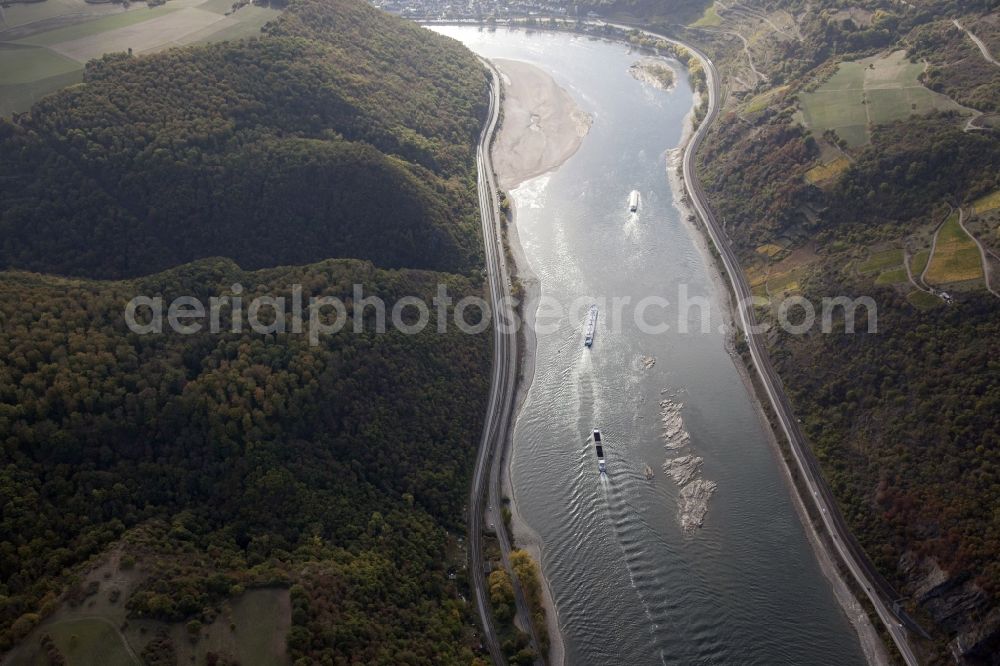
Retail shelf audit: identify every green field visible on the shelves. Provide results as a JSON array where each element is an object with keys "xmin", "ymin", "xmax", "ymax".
[
  {"xmin": 35, "ymin": 619, "xmax": 137, "ymax": 666},
  {"xmin": 0, "ymin": 42, "xmax": 78, "ymax": 84},
  {"xmin": 858, "ymin": 248, "xmax": 903, "ymax": 274},
  {"xmin": 907, "ymin": 289, "xmax": 942, "ymax": 309},
  {"xmin": 798, "ymin": 50, "xmax": 968, "ymax": 147},
  {"xmin": 910, "ymin": 249, "xmax": 931, "ymax": 276},
  {"xmin": 926, "ymin": 212, "xmax": 984, "ymax": 284},
  {"xmin": 875, "ymin": 267, "xmax": 908, "ymax": 284}
]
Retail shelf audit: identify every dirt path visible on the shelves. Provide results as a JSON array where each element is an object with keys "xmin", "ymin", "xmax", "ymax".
[
  {"xmin": 727, "ymin": 29, "xmax": 767, "ymax": 84},
  {"xmin": 686, "ymin": 25, "xmax": 767, "ymax": 87},
  {"xmin": 956, "ymin": 207, "xmax": 1000, "ymax": 297},
  {"xmin": 921, "ymin": 210, "xmax": 948, "ymax": 287},
  {"xmin": 902, "ymin": 248, "xmax": 933, "ymax": 295},
  {"xmin": 954, "ymin": 19, "xmax": 1000, "ymax": 68}
]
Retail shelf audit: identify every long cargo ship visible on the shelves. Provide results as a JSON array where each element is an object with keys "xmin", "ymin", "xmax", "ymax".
[
  {"xmin": 628, "ymin": 190, "xmax": 640, "ymax": 212},
  {"xmin": 584, "ymin": 304, "xmax": 598, "ymax": 347},
  {"xmin": 593, "ymin": 429, "xmax": 606, "ymax": 474}
]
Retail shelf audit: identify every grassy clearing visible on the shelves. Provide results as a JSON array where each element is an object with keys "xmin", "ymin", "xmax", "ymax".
[
  {"xmin": 0, "ymin": 70, "xmax": 83, "ymax": 116},
  {"xmin": 907, "ymin": 289, "xmax": 942, "ymax": 309},
  {"xmin": 972, "ymin": 190, "xmax": 1000, "ymax": 215},
  {"xmin": 858, "ymin": 248, "xmax": 903, "ymax": 274},
  {"xmin": 910, "ymin": 249, "xmax": 930, "ymax": 276},
  {"xmin": 926, "ymin": 212, "xmax": 984, "ymax": 284},
  {"xmin": 755, "ymin": 243, "xmax": 783, "ymax": 257},
  {"xmin": 744, "ymin": 85, "xmax": 789, "ymax": 114},
  {"xmin": 767, "ymin": 267, "xmax": 803, "ymax": 294},
  {"xmin": 798, "ymin": 50, "xmax": 968, "ymax": 147},
  {"xmin": 44, "ymin": 618, "xmax": 137, "ymax": 666},
  {"xmin": 805, "ymin": 156, "xmax": 851, "ymax": 184},
  {"xmin": 0, "ymin": 43, "xmax": 79, "ymax": 85},
  {"xmin": 691, "ymin": 4, "xmax": 721, "ymax": 28},
  {"xmin": 173, "ymin": 588, "xmax": 290, "ymax": 666},
  {"xmin": 875, "ymin": 267, "xmax": 908, "ymax": 284}
]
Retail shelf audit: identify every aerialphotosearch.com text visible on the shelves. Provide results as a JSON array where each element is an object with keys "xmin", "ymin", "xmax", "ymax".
[{"xmin": 124, "ymin": 283, "xmax": 878, "ymax": 345}]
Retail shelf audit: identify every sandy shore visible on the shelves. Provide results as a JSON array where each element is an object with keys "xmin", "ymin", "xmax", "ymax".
[{"xmin": 491, "ymin": 59, "xmax": 592, "ymax": 191}]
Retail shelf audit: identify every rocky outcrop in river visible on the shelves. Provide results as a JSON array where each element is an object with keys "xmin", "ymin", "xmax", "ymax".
[{"xmin": 659, "ymin": 396, "xmax": 716, "ymax": 532}]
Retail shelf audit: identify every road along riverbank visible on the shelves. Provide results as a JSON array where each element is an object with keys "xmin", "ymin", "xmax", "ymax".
[{"xmin": 493, "ymin": 58, "xmax": 592, "ymax": 666}]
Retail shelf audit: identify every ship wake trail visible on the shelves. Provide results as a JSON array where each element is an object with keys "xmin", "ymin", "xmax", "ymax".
[{"xmin": 603, "ymin": 471, "xmax": 663, "ymax": 658}]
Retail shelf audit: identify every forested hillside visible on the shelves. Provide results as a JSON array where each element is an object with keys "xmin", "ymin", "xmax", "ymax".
[
  {"xmin": 0, "ymin": 260, "xmax": 491, "ymax": 662},
  {"xmin": 0, "ymin": 0, "xmax": 488, "ymax": 279},
  {"xmin": 675, "ymin": 0, "xmax": 1000, "ymax": 660},
  {"xmin": 0, "ymin": 0, "xmax": 493, "ymax": 662}
]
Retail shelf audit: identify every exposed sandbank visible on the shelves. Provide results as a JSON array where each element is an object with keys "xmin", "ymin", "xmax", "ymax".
[{"xmin": 491, "ymin": 59, "xmax": 591, "ymax": 191}]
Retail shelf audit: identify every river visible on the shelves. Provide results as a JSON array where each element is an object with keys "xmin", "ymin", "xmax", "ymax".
[{"xmin": 434, "ymin": 25, "xmax": 868, "ymax": 665}]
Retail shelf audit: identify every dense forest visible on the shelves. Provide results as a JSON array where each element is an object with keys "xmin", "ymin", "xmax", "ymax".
[
  {"xmin": 0, "ymin": 0, "xmax": 495, "ymax": 662},
  {"xmin": 688, "ymin": 0, "xmax": 1000, "ymax": 659},
  {"xmin": 0, "ymin": 0, "xmax": 488, "ymax": 278},
  {"xmin": 0, "ymin": 260, "xmax": 491, "ymax": 661}
]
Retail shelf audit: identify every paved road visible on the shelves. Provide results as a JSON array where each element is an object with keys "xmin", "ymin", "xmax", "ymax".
[
  {"xmin": 954, "ymin": 19, "xmax": 1000, "ymax": 68},
  {"xmin": 469, "ymin": 60, "xmax": 544, "ymax": 665},
  {"xmin": 666, "ymin": 33, "xmax": 923, "ymax": 666}
]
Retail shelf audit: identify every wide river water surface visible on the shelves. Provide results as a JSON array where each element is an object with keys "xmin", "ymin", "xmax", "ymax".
[{"xmin": 435, "ymin": 26, "xmax": 868, "ymax": 666}]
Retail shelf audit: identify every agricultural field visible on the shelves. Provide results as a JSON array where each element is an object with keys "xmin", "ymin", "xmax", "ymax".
[
  {"xmin": 925, "ymin": 211, "xmax": 984, "ymax": 285},
  {"xmin": 797, "ymin": 50, "xmax": 971, "ymax": 147},
  {"xmin": 910, "ymin": 249, "xmax": 931, "ymax": 276},
  {"xmin": 0, "ymin": 0, "xmax": 132, "ymax": 29},
  {"xmin": 875, "ymin": 267, "xmax": 908, "ymax": 285},
  {"xmin": 0, "ymin": 0, "xmax": 282, "ymax": 116}
]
